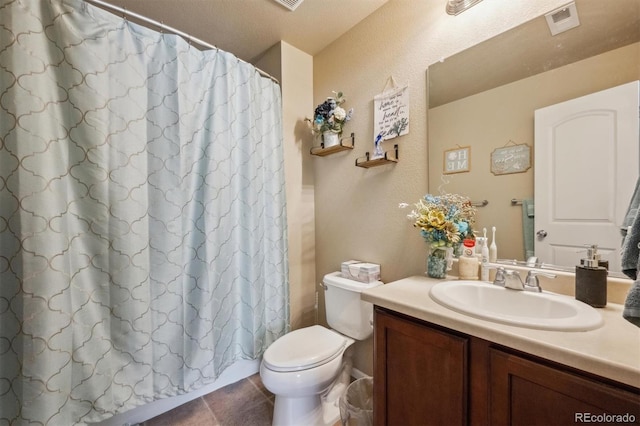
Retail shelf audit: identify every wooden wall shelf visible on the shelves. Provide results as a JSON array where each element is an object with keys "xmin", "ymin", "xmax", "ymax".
[
  {"xmin": 355, "ymin": 144, "xmax": 399, "ymax": 168},
  {"xmin": 310, "ymin": 133, "xmax": 355, "ymax": 156}
]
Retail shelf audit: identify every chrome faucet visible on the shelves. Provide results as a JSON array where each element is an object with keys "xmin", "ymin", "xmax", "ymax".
[
  {"xmin": 492, "ymin": 267, "xmax": 556, "ymax": 292},
  {"xmin": 504, "ymin": 269, "xmax": 526, "ymax": 291}
]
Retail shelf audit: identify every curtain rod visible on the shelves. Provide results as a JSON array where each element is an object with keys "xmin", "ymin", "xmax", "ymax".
[{"xmin": 83, "ymin": 0, "xmax": 280, "ymax": 85}]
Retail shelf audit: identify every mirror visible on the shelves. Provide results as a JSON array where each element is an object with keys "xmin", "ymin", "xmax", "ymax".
[{"xmin": 427, "ymin": 0, "xmax": 640, "ymax": 274}]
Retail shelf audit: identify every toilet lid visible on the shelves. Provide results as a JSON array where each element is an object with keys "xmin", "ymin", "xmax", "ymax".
[{"xmin": 263, "ymin": 325, "xmax": 347, "ymax": 372}]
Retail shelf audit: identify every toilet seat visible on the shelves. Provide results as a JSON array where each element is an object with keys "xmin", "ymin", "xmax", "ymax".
[{"xmin": 262, "ymin": 325, "xmax": 347, "ymax": 372}]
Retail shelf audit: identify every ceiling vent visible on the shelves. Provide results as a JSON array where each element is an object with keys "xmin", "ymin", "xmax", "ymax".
[
  {"xmin": 446, "ymin": 0, "xmax": 483, "ymax": 15},
  {"xmin": 545, "ymin": 2, "xmax": 580, "ymax": 36},
  {"xmin": 272, "ymin": 0, "xmax": 305, "ymax": 11}
]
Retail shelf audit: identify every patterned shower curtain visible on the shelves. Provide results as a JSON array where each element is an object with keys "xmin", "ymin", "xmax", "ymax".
[{"xmin": 0, "ymin": 0, "xmax": 289, "ymax": 424}]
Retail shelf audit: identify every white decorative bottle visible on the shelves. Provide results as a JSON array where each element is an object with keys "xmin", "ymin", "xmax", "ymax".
[{"xmin": 458, "ymin": 239, "xmax": 479, "ymax": 280}]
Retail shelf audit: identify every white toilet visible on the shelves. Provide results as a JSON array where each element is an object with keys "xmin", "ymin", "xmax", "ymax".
[{"xmin": 260, "ymin": 271, "xmax": 382, "ymax": 426}]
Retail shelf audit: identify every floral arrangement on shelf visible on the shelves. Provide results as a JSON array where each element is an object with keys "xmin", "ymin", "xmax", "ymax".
[
  {"xmin": 400, "ymin": 193, "xmax": 476, "ymax": 249},
  {"xmin": 306, "ymin": 91, "xmax": 354, "ymax": 136}
]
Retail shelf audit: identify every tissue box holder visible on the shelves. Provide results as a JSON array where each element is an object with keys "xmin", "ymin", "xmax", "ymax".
[{"xmin": 341, "ymin": 260, "xmax": 380, "ymax": 283}]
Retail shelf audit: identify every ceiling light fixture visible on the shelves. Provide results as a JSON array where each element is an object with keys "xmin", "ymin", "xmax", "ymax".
[{"xmin": 446, "ymin": 0, "xmax": 483, "ymax": 15}]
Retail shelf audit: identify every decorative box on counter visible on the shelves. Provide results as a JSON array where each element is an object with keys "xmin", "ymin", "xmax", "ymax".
[{"xmin": 341, "ymin": 260, "xmax": 381, "ymax": 283}]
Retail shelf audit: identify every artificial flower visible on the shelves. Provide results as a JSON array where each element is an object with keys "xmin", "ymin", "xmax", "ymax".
[
  {"xmin": 306, "ymin": 91, "xmax": 353, "ymax": 136},
  {"xmin": 400, "ymin": 193, "xmax": 476, "ymax": 248}
]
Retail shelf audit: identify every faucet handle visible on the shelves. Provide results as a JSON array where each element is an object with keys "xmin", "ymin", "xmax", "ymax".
[
  {"xmin": 525, "ymin": 270, "xmax": 556, "ymax": 292},
  {"xmin": 492, "ymin": 266, "xmax": 507, "ymax": 286}
]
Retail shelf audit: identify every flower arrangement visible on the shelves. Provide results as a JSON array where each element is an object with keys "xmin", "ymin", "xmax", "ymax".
[
  {"xmin": 400, "ymin": 193, "xmax": 476, "ymax": 249},
  {"xmin": 307, "ymin": 91, "xmax": 353, "ymax": 136}
]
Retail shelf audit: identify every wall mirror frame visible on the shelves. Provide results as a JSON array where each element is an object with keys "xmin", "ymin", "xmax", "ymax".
[{"xmin": 426, "ymin": 0, "xmax": 640, "ymax": 276}]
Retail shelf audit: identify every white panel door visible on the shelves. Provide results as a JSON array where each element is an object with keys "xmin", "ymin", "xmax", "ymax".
[{"xmin": 534, "ymin": 81, "xmax": 639, "ymax": 272}]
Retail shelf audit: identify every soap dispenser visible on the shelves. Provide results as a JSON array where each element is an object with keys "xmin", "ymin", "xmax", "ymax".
[{"xmin": 575, "ymin": 245, "xmax": 607, "ymax": 307}]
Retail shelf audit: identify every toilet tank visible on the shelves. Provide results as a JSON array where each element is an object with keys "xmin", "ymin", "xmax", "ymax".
[{"xmin": 322, "ymin": 271, "xmax": 383, "ymax": 340}]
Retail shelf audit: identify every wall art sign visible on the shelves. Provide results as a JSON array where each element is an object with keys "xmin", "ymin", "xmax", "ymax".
[
  {"xmin": 443, "ymin": 146, "xmax": 470, "ymax": 174},
  {"xmin": 490, "ymin": 143, "xmax": 531, "ymax": 175},
  {"xmin": 374, "ymin": 78, "xmax": 409, "ymax": 141}
]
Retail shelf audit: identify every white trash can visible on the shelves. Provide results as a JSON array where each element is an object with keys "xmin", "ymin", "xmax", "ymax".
[{"xmin": 339, "ymin": 377, "xmax": 373, "ymax": 426}]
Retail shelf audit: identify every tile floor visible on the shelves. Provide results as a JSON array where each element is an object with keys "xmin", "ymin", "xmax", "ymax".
[{"xmin": 142, "ymin": 373, "xmax": 274, "ymax": 426}]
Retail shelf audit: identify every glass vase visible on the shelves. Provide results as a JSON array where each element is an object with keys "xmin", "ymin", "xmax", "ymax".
[
  {"xmin": 427, "ymin": 246, "xmax": 453, "ymax": 279},
  {"xmin": 453, "ymin": 242, "xmax": 463, "ymax": 258}
]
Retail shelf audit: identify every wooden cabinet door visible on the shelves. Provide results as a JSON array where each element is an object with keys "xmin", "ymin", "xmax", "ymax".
[
  {"xmin": 373, "ymin": 308, "xmax": 469, "ymax": 426},
  {"xmin": 490, "ymin": 348, "xmax": 640, "ymax": 425}
]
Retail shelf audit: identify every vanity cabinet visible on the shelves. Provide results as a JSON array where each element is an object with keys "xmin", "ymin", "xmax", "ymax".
[{"xmin": 373, "ymin": 307, "xmax": 640, "ymax": 426}]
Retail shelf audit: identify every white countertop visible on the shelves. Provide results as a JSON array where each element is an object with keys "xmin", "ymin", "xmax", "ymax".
[{"xmin": 361, "ymin": 275, "xmax": 640, "ymax": 388}]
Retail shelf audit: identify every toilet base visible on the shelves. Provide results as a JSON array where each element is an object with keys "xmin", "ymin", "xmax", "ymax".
[
  {"xmin": 272, "ymin": 394, "xmax": 322, "ymax": 426},
  {"xmin": 272, "ymin": 391, "xmax": 341, "ymax": 426}
]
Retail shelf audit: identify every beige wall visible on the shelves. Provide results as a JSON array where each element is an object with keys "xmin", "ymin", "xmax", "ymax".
[
  {"xmin": 310, "ymin": 0, "xmax": 570, "ymax": 375},
  {"xmin": 255, "ymin": 42, "xmax": 318, "ymax": 331},
  {"xmin": 428, "ymin": 42, "xmax": 640, "ymax": 261}
]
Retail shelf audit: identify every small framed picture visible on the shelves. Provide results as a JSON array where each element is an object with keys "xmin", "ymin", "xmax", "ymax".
[
  {"xmin": 490, "ymin": 144, "xmax": 531, "ymax": 175},
  {"xmin": 443, "ymin": 146, "xmax": 470, "ymax": 174}
]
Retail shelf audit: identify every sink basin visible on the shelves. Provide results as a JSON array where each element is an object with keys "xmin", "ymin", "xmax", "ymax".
[{"xmin": 429, "ymin": 280, "xmax": 603, "ymax": 331}]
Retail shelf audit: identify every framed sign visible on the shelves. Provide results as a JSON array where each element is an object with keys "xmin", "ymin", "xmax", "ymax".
[
  {"xmin": 443, "ymin": 146, "xmax": 470, "ymax": 174},
  {"xmin": 374, "ymin": 81, "xmax": 410, "ymax": 141},
  {"xmin": 491, "ymin": 143, "xmax": 531, "ymax": 175}
]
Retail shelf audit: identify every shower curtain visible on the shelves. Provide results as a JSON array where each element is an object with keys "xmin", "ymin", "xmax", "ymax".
[{"xmin": 0, "ymin": 0, "xmax": 289, "ymax": 424}]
